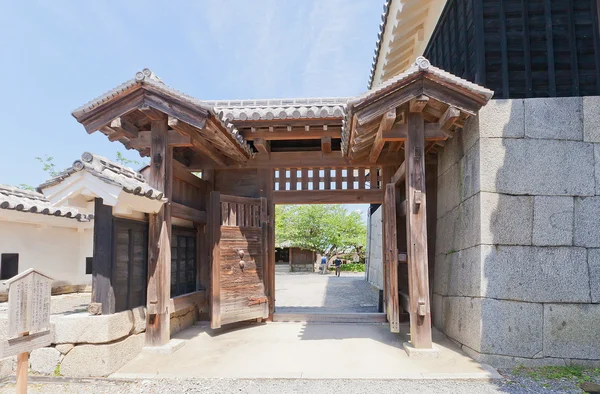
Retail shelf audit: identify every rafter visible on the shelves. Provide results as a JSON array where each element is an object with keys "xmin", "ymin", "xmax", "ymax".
[
  {"xmin": 254, "ymin": 138, "xmax": 271, "ymax": 157},
  {"xmin": 321, "ymin": 136, "xmax": 332, "ymax": 153},
  {"xmin": 168, "ymin": 117, "xmax": 228, "ymax": 167},
  {"xmin": 369, "ymin": 109, "xmax": 397, "ymax": 164}
]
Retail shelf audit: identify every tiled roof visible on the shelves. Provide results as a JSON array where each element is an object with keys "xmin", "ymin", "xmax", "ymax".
[
  {"xmin": 343, "ymin": 57, "xmax": 494, "ymax": 153},
  {"xmin": 0, "ymin": 185, "xmax": 90, "ymax": 222},
  {"xmin": 207, "ymin": 97, "xmax": 349, "ymax": 122},
  {"xmin": 367, "ymin": 0, "xmax": 393, "ymax": 89},
  {"xmin": 38, "ymin": 152, "xmax": 165, "ymax": 201},
  {"xmin": 71, "ymin": 69, "xmax": 254, "ymax": 158}
]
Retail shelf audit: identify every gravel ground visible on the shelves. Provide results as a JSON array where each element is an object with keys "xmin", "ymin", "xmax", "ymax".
[{"xmin": 0, "ymin": 376, "xmax": 597, "ymax": 394}]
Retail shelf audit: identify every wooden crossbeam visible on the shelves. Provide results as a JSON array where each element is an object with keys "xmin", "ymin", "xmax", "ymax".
[
  {"xmin": 391, "ymin": 161, "xmax": 406, "ymax": 185},
  {"xmin": 438, "ymin": 106, "xmax": 460, "ymax": 136},
  {"xmin": 129, "ymin": 130, "xmax": 192, "ymax": 149},
  {"xmin": 383, "ymin": 123, "xmax": 447, "ymax": 141},
  {"xmin": 168, "ymin": 117, "xmax": 228, "ymax": 167},
  {"xmin": 409, "ymin": 95, "xmax": 429, "ymax": 113},
  {"xmin": 369, "ymin": 109, "xmax": 397, "ymax": 164},
  {"xmin": 254, "ymin": 138, "xmax": 271, "ymax": 157},
  {"xmin": 172, "ymin": 202, "xmax": 206, "ymax": 224},
  {"xmin": 110, "ymin": 117, "xmax": 139, "ymax": 139},
  {"xmin": 241, "ymin": 128, "xmax": 341, "ymax": 140},
  {"xmin": 273, "ymin": 189, "xmax": 383, "ymax": 204},
  {"xmin": 139, "ymin": 105, "xmax": 166, "ymax": 121},
  {"xmin": 321, "ymin": 136, "xmax": 332, "ymax": 153}
]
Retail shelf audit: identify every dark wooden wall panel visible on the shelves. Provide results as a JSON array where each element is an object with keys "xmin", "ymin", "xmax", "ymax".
[
  {"xmin": 424, "ymin": 0, "xmax": 600, "ymax": 98},
  {"xmin": 214, "ymin": 169, "xmax": 259, "ymax": 198}
]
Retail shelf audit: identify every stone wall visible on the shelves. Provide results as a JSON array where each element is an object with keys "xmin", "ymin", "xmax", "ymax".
[
  {"xmin": 434, "ymin": 97, "xmax": 600, "ymax": 368},
  {"xmin": 366, "ymin": 206, "xmax": 384, "ymax": 289}
]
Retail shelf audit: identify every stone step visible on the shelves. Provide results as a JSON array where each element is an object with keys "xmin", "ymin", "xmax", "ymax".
[
  {"xmin": 275, "ymin": 265, "xmax": 289, "ymax": 273},
  {"xmin": 272, "ymin": 312, "xmax": 387, "ymax": 323}
]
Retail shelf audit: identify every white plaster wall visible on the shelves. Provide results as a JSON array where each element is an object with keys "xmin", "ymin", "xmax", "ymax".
[
  {"xmin": 366, "ymin": 206, "xmax": 384, "ymax": 290},
  {"xmin": 0, "ymin": 220, "xmax": 93, "ymax": 292}
]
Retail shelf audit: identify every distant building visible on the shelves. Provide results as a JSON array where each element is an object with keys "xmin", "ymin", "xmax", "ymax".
[{"xmin": 275, "ymin": 245, "xmax": 316, "ymax": 273}]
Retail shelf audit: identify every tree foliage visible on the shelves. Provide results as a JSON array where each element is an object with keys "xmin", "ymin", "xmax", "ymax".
[{"xmin": 275, "ymin": 205, "xmax": 367, "ymax": 260}]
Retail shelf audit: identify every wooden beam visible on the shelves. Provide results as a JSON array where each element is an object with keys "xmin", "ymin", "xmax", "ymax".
[
  {"xmin": 254, "ymin": 138, "xmax": 271, "ymax": 157},
  {"xmin": 273, "ymin": 189, "xmax": 383, "ymax": 204},
  {"xmin": 409, "ymin": 95, "xmax": 429, "ymax": 112},
  {"xmin": 139, "ymin": 105, "xmax": 166, "ymax": 121},
  {"xmin": 110, "ymin": 117, "xmax": 139, "ymax": 139},
  {"xmin": 172, "ymin": 160, "xmax": 206, "ymax": 190},
  {"xmin": 391, "ymin": 161, "xmax": 406, "ymax": 185},
  {"xmin": 92, "ymin": 198, "xmax": 115, "ymax": 315},
  {"xmin": 405, "ymin": 112, "xmax": 433, "ymax": 349},
  {"xmin": 129, "ymin": 130, "xmax": 192, "ymax": 149},
  {"xmin": 203, "ymin": 151, "xmax": 404, "ymax": 170},
  {"xmin": 438, "ymin": 106, "xmax": 460, "ymax": 133},
  {"xmin": 242, "ymin": 128, "xmax": 341, "ymax": 140},
  {"xmin": 382, "ymin": 123, "xmax": 447, "ymax": 141},
  {"xmin": 79, "ymin": 89, "xmax": 144, "ymax": 133},
  {"xmin": 172, "ymin": 202, "xmax": 206, "ymax": 224},
  {"xmin": 354, "ymin": 80, "xmax": 422, "ymax": 125},
  {"xmin": 145, "ymin": 118, "xmax": 172, "ymax": 347},
  {"xmin": 321, "ymin": 136, "xmax": 332, "ymax": 153},
  {"xmin": 143, "ymin": 92, "xmax": 208, "ymax": 131},
  {"xmin": 369, "ymin": 109, "xmax": 397, "ymax": 164},
  {"xmin": 168, "ymin": 117, "xmax": 228, "ymax": 167}
]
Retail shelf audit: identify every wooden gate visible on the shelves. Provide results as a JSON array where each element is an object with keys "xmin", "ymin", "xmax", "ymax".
[{"xmin": 209, "ymin": 192, "xmax": 269, "ymax": 329}]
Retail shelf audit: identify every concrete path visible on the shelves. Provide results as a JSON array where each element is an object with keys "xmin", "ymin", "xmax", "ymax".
[
  {"xmin": 275, "ymin": 272, "xmax": 380, "ymax": 313},
  {"xmin": 112, "ymin": 322, "xmax": 500, "ymax": 380}
]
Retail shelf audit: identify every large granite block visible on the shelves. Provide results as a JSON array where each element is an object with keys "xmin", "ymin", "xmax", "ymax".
[
  {"xmin": 480, "ymin": 138, "xmax": 595, "ymax": 196},
  {"xmin": 588, "ymin": 249, "xmax": 600, "ymax": 303},
  {"xmin": 60, "ymin": 333, "xmax": 144, "ymax": 377},
  {"xmin": 461, "ymin": 347, "xmax": 567, "ymax": 368},
  {"xmin": 443, "ymin": 296, "xmax": 482, "ymax": 352},
  {"xmin": 480, "ymin": 299, "xmax": 543, "ymax": 358},
  {"xmin": 574, "ymin": 197, "xmax": 600, "ymax": 247},
  {"xmin": 435, "ymin": 194, "xmax": 480, "ymax": 256},
  {"xmin": 431, "ymin": 293, "xmax": 444, "ymax": 332},
  {"xmin": 459, "ymin": 142, "xmax": 481, "ymax": 202},
  {"xmin": 479, "ymin": 99, "xmax": 525, "ymax": 138},
  {"xmin": 30, "ymin": 347, "xmax": 62, "ymax": 375},
  {"xmin": 583, "ymin": 96, "xmax": 600, "ymax": 142},
  {"xmin": 438, "ymin": 116, "xmax": 480, "ymax": 176},
  {"xmin": 433, "ymin": 253, "xmax": 449, "ymax": 296},
  {"xmin": 543, "ymin": 304, "xmax": 600, "ymax": 359},
  {"xmin": 596, "ymin": 144, "xmax": 600, "ymax": 195},
  {"xmin": 52, "ymin": 310, "xmax": 134, "ymax": 344},
  {"xmin": 533, "ymin": 196, "xmax": 574, "ymax": 246},
  {"xmin": 524, "ymin": 97, "xmax": 583, "ymax": 140},
  {"xmin": 446, "ymin": 245, "xmax": 483, "ymax": 297},
  {"xmin": 481, "ymin": 246, "xmax": 590, "ymax": 303},
  {"xmin": 480, "ymin": 192, "xmax": 533, "ymax": 245},
  {"xmin": 437, "ymin": 162, "xmax": 460, "ymax": 219}
]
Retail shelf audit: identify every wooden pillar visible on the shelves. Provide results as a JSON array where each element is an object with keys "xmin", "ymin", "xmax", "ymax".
[
  {"xmin": 145, "ymin": 117, "xmax": 172, "ymax": 347},
  {"xmin": 258, "ymin": 168, "xmax": 275, "ymax": 317},
  {"xmin": 380, "ymin": 167, "xmax": 394, "ymax": 307},
  {"xmin": 384, "ymin": 184, "xmax": 400, "ymax": 333},
  {"xmin": 404, "ymin": 112, "xmax": 433, "ymax": 348},
  {"xmin": 92, "ymin": 198, "xmax": 115, "ymax": 315},
  {"xmin": 209, "ymin": 191, "xmax": 221, "ymax": 329}
]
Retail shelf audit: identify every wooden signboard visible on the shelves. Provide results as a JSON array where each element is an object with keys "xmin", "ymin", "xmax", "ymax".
[{"xmin": 3, "ymin": 269, "xmax": 54, "ymax": 393}]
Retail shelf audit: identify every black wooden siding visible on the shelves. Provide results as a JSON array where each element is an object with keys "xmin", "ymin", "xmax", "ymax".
[
  {"xmin": 171, "ymin": 227, "xmax": 197, "ymax": 297},
  {"xmin": 113, "ymin": 218, "xmax": 148, "ymax": 312},
  {"xmin": 424, "ymin": 0, "xmax": 600, "ymax": 98}
]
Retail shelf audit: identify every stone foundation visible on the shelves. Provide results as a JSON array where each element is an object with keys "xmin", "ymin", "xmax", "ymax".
[
  {"xmin": 434, "ymin": 97, "xmax": 600, "ymax": 367},
  {"xmin": 291, "ymin": 263, "xmax": 314, "ymax": 272}
]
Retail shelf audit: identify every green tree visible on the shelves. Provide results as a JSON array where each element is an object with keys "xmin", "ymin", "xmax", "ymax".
[{"xmin": 275, "ymin": 204, "xmax": 367, "ymax": 261}]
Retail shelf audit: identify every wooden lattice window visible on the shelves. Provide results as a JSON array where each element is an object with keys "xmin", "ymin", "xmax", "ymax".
[{"xmin": 171, "ymin": 227, "xmax": 197, "ymax": 297}]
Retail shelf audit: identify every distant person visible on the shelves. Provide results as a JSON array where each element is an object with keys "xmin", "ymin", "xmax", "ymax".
[
  {"xmin": 334, "ymin": 257, "xmax": 343, "ymax": 277},
  {"xmin": 320, "ymin": 255, "xmax": 327, "ymax": 274}
]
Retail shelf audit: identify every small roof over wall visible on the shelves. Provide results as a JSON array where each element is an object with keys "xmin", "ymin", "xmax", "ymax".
[
  {"xmin": 0, "ymin": 184, "xmax": 91, "ymax": 223},
  {"xmin": 38, "ymin": 152, "xmax": 165, "ymax": 214}
]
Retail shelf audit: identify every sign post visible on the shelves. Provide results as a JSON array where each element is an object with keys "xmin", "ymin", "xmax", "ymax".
[{"xmin": 2, "ymin": 269, "xmax": 53, "ymax": 394}]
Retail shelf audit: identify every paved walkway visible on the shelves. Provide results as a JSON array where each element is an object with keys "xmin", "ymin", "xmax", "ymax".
[
  {"xmin": 112, "ymin": 322, "xmax": 499, "ymax": 380},
  {"xmin": 275, "ymin": 272, "xmax": 380, "ymax": 313}
]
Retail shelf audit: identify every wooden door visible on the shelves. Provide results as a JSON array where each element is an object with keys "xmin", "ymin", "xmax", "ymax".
[
  {"xmin": 210, "ymin": 193, "xmax": 269, "ymax": 329},
  {"xmin": 383, "ymin": 184, "xmax": 400, "ymax": 333}
]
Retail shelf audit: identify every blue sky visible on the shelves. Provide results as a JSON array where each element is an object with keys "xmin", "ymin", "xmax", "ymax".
[{"xmin": 0, "ymin": 0, "xmax": 382, "ymax": 218}]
